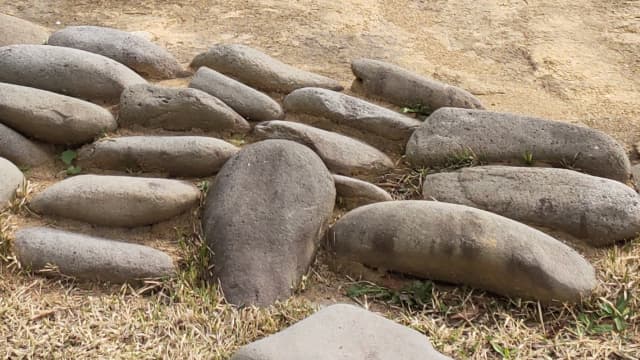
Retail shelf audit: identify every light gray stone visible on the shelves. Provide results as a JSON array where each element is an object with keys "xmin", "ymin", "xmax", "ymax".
[
  {"xmin": 190, "ymin": 44, "xmax": 343, "ymax": 93},
  {"xmin": 0, "ymin": 45, "xmax": 146, "ymax": 103},
  {"xmin": 0, "ymin": 14, "xmax": 49, "ymax": 46},
  {"xmin": 14, "ymin": 227, "xmax": 175, "ymax": 282},
  {"xmin": 253, "ymin": 120, "xmax": 394, "ymax": 176},
  {"xmin": 631, "ymin": 164, "xmax": 640, "ymax": 190},
  {"xmin": 329, "ymin": 201, "xmax": 596, "ymax": 303},
  {"xmin": 0, "ymin": 157, "xmax": 23, "ymax": 210},
  {"xmin": 231, "ymin": 304, "xmax": 452, "ymax": 360},
  {"xmin": 30, "ymin": 175, "xmax": 200, "ymax": 227},
  {"xmin": 48, "ymin": 26, "xmax": 185, "ymax": 80},
  {"xmin": 0, "ymin": 123, "xmax": 51, "ymax": 167},
  {"xmin": 0, "ymin": 83, "xmax": 116, "ymax": 145},
  {"xmin": 189, "ymin": 67, "xmax": 284, "ymax": 122},
  {"xmin": 284, "ymin": 87, "xmax": 421, "ymax": 142},
  {"xmin": 202, "ymin": 140, "xmax": 335, "ymax": 306},
  {"xmin": 118, "ymin": 83, "xmax": 250, "ymax": 134},
  {"xmin": 77, "ymin": 136, "xmax": 239, "ymax": 177},
  {"xmin": 351, "ymin": 58, "xmax": 484, "ymax": 111},
  {"xmin": 406, "ymin": 108, "xmax": 631, "ymax": 182},
  {"xmin": 333, "ymin": 174, "xmax": 392, "ymax": 210}
]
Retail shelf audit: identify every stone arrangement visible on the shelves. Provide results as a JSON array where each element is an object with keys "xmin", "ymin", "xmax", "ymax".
[{"xmin": 1, "ymin": 16, "xmax": 639, "ymax": 359}]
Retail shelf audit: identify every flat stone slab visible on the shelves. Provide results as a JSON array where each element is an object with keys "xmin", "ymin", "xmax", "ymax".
[
  {"xmin": 283, "ymin": 87, "xmax": 422, "ymax": 142},
  {"xmin": 254, "ymin": 120, "xmax": 394, "ymax": 176},
  {"xmin": 78, "ymin": 136, "xmax": 239, "ymax": 177},
  {"xmin": 30, "ymin": 175, "xmax": 200, "ymax": 227},
  {"xmin": 351, "ymin": 58, "xmax": 484, "ymax": 111},
  {"xmin": 333, "ymin": 174, "xmax": 392, "ymax": 210},
  {"xmin": 406, "ymin": 108, "xmax": 631, "ymax": 182},
  {"xmin": 118, "ymin": 83, "xmax": 250, "ymax": 134},
  {"xmin": 330, "ymin": 201, "xmax": 596, "ymax": 303},
  {"xmin": 0, "ymin": 123, "xmax": 51, "ymax": 167},
  {"xmin": 202, "ymin": 140, "xmax": 335, "ymax": 306},
  {"xmin": 0, "ymin": 14, "xmax": 49, "ymax": 46},
  {"xmin": 14, "ymin": 227, "xmax": 175, "ymax": 283},
  {"xmin": 231, "ymin": 304, "xmax": 452, "ymax": 360},
  {"xmin": 0, "ymin": 83, "xmax": 117, "ymax": 145},
  {"xmin": 0, "ymin": 157, "xmax": 23, "ymax": 210},
  {"xmin": 0, "ymin": 45, "xmax": 147, "ymax": 103},
  {"xmin": 190, "ymin": 44, "xmax": 343, "ymax": 93},
  {"xmin": 48, "ymin": 26, "xmax": 185, "ymax": 80},
  {"xmin": 189, "ymin": 66, "xmax": 284, "ymax": 122},
  {"xmin": 423, "ymin": 166, "xmax": 640, "ymax": 246}
]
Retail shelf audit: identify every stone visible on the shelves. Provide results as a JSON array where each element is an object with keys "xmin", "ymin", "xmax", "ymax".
[
  {"xmin": 631, "ymin": 164, "xmax": 640, "ymax": 190},
  {"xmin": 283, "ymin": 87, "xmax": 421, "ymax": 142},
  {"xmin": 29, "ymin": 175, "xmax": 199, "ymax": 227},
  {"xmin": 118, "ymin": 83, "xmax": 250, "ymax": 134},
  {"xmin": 351, "ymin": 58, "xmax": 484, "ymax": 111},
  {"xmin": 406, "ymin": 108, "xmax": 631, "ymax": 182},
  {"xmin": 0, "ymin": 123, "xmax": 51, "ymax": 167},
  {"xmin": 0, "ymin": 14, "xmax": 49, "ymax": 46},
  {"xmin": 202, "ymin": 140, "xmax": 335, "ymax": 306},
  {"xmin": 423, "ymin": 166, "xmax": 640, "ymax": 246},
  {"xmin": 190, "ymin": 44, "xmax": 343, "ymax": 93},
  {"xmin": 253, "ymin": 121, "xmax": 394, "ymax": 176},
  {"xmin": 231, "ymin": 304, "xmax": 452, "ymax": 360},
  {"xmin": 14, "ymin": 227, "xmax": 175, "ymax": 282},
  {"xmin": 0, "ymin": 157, "xmax": 24, "ymax": 210},
  {"xmin": 329, "ymin": 201, "xmax": 596, "ymax": 303},
  {"xmin": 0, "ymin": 83, "xmax": 117, "ymax": 145},
  {"xmin": 0, "ymin": 45, "xmax": 146, "ymax": 103},
  {"xmin": 77, "ymin": 136, "xmax": 239, "ymax": 177},
  {"xmin": 333, "ymin": 174, "xmax": 392, "ymax": 210},
  {"xmin": 48, "ymin": 26, "xmax": 185, "ymax": 80},
  {"xmin": 189, "ymin": 67, "xmax": 284, "ymax": 122}
]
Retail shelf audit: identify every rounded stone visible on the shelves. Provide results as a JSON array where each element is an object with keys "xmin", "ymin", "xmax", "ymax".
[
  {"xmin": 0, "ymin": 123, "xmax": 51, "ymax": 167},
  {"xmin": 0, "ymin": 14, "xmax": 49, "ymax": 46},
  {"xmin": 333, "ymin": 174, "xmax": 392, "ymax": 210},
  {"xmin": 0, "ymin": 157, "xmax": 24, "ymax": 210}
]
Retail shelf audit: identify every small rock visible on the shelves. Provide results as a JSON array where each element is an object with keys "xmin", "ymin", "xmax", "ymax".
[
  {"xmin": 284, "ymin": 87, "xmax": 421, "ymax": 142},
  {"xmin": 333, "ymin": 174, "xmax": 392, "ymax": 210},
  {"xmin": 118, "ymin": 83, "xmax": 250, "ymax": 134},
  {"xmin": 0, "ymin": 45, "xmax": 146, "ymax": 103},
  {"xmin": 0, "ymin": 123, "xmax": 51, "ymax": 167},
  {"xmin": 48, "ymin": 26, "xmax": 185, "ymax": 80},
  {"xmin": 406, "ymin": 108, "xmax": 631, "ymax": 182},
  {"xmin": 330, "ymin": 201, "xmax": 596, "ymax": 303},
  {"xmin": 202, "ymin": 140, "xmax": 335, "ymax": 306},
  {"xmin": 253, "ymin": 120, "xmax": 394, "ymax": 176},
  {"xmin": 231, "ymin": 304, "xmax": 452, "ymax": 360},
  {"xmin": 14, "ymin": 227, "xmax": 175, "ymax": 282},
  {"xmin": 78, "ymin": 136, "xmax": 239, "ymax": 177},
  {"xmin": 0, "ymin": 157, "xmax": 23, "ymax": 210},
  {"xmin": 190, "ymin": 44, "xmax": 343, "ymax": 93},
  {"xmin": 632, "ymin": 164, "xmax": 640, "ymax": 190},
  {"xmin": 30, "ymin": 175, "xmax": 200, "ymax": 227},
  {"xmin": 0, "ymin": 83, "xmax": 117, "ymax": 145},
  {"xmin": 0, "ymin": 13, "xmax": 49, "ymax": 46},
  {"xmin": 351, "ymin": 58, "xmax": 484, "ymax": 111},
  {"xmin": 189, "ymin": 66, "xmax": 284, "ymax": 122}
]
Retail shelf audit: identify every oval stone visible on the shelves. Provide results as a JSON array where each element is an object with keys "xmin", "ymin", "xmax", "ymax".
[
  {"xmin": 0, "ymin": 157, "xmax": 23, "ymax": 210},
  {"xmin": 333, "ymin": 174, "xmax": 392, "ymax": 210},
  {"xmin": 0, "ymin": 123, "xmax": 51, "ymax": 167},
  {"xmin": 0, "ymin": 14, "xmax": 49, "ymax": 46}
]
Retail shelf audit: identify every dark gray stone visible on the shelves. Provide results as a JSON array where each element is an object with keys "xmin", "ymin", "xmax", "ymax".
[
  {"xmin": 0, "ymin": 123, "xmax": 51, "ymax": 167},
  {"xmin": 0, "ymin": 14, "xmax": 49, "ymax": 46},
  {"xmin": 333, "ymin": 174, "xmax": 392, "ymax": 210},
  {"xmin": 0, "ymin": 157, "xmax": 23, "ymax": 210}
]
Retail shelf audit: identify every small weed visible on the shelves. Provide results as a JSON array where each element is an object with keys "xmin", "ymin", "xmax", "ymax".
[
  {"xmin": 576, "ymin": 292, "xmax": 633, "ymax": 335},
  {"xmin": 560, "ymin": 152, "xmax": 582, "ymax": 170},
  {"xmin": 443, "ymin": 148, "xmax": 479, "ymax": 170},
  {"xmin": 522, "ymin": 150, "xmax": 534, "ymax": 166},
  {"xmin": 489, "ymin": 338, "xmax": 515, "ymax": 359},
  {"xmin": 402, "ymin": 104, "xmax": 432, "ymax": 119},
  {"xmin": 60, "ymin": 150, "xmax": 82, "ymax": 176},
  {"xmin": 346, "ymin": 280, "xmax": 433, "ymax": 308},
  {"xmin": 197, "ymin": 180, "xmax": 210, "ymax": 194}
]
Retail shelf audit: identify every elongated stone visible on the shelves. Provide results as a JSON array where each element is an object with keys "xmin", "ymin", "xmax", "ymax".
[
  {"xmin": 0, "ymin": 14, "xmax": 49, "ymax": 46},
  {"xmin": 0, "ymin": 157, "xmax": 23, "ymax": 210},
  {"xmin": 333, "ymin": 174, "xmax": 392, "ymax": 210},
  {"xmin": 0, "ymin": 123, "xmax": 51, "ymax": 167},
  {"xmin": 330, "ymin": 201, "xmax": 596, "ymax": 303},
  {"xmin": 190, "ymin": 44, "xmax": 343, "ymax": 93},
  {"xmin": 406, "ymin": 108, "xmax": 631, "ymax": 182}
]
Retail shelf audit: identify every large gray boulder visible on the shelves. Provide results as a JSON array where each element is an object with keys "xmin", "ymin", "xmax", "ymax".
[
  {"xmin": 0, "ymin": 45, "xmax": 146, "ymax": 103},
  {"xmin": 351, "ymin": 59, "xmax": 484, "ymax": 111},
  {"xmin": 0, "ymin": 14, "xmax": 49, "ymax": 46},
  {"xmin": 329, "ymin": 201, "xmax": 596, "ymax": 303},
  {"xmin": 284, "ymin": 87, "xmax": 421, "ymax": 142},
  {"xmin": 30, "ymin": 175, "xmax": 200, "ymax": 227},
  {"xmin": 190, "ymin": 44, "xmax": 343, "ymax": 93},
  {"xmin": 77, "ymin": 136, "xmax": 239, "ymax": 177},
  {"xmin": 118, "ymin": 83, "xmax": 250, "ymax": 134},
  {"xmin": 189, "ymin": 67, "xmax": 284, "ymax": 122},
  {"xmin": 231, "ymin": 304, "xmax": 452, "ymax": 360},
  {"xmin": 48, "ymin": 26, "xmax": 185, "ymax": 80},
  {"xmin": 406, "ymin": 108, "xmax": 631, "ymax": 182},
  {"xmin": 202, "ymin": 140, "xmax": 335, "ymax": 306},
  {"xmin": 423, "ymin": 166, "xmax": 640, "ymax": 246},
  {"xmin": 0, "ymin": 157, "xmax": 23, "ymax": 210},
  {"xmin": 0, "ymin": 83, "xmax": 117, "ymax": 145},
  {"xmin": 14, "ymin": 227, "xmax": 175, "ymax": 282},
  {"xmin": 333, "ymin": 174, "xmax": 392, "ymax": 210},
  {"xmin": 0, "ymin": 123, "xmax": 51, "ymax": 167},
  {"xmin": 253, "ymin": 121, "xmax": 394, "ymax": 176}
]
